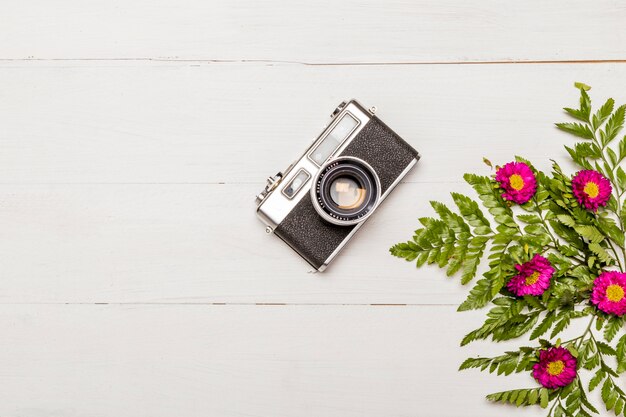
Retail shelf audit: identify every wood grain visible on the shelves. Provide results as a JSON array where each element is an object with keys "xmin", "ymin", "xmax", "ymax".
[
  {"xmin": 1, "ymin": 0, "xmax": 625, "ymax": 63},
  {"xmin": 1, "ymin": 2, "xmax": 624, "ymax": 415},
  {"xmin": 0, "ymin": 304, "xmax": 551, "ymax": 417},
  {"xmin": 1, "ymin": 61, "xmax": 625, "ymax": 185},
  {"xmin": 0, "ymin": 182, "xmax": 470, "ymax": 304},
  {"xmin": 0, "ymin": 64, "xmax": 625, "ymax": 302}
]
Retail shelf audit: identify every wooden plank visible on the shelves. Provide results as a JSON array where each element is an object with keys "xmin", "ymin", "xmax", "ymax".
[
  {"xmin": 0, "ymin": 182, "xmax": 480, "ymax": 304},
  {"xmin": 1, "ymin": 61, "xmax": 625, "ymax": 184},
  {"xmin": 1, "ymin": 0, "xmax": 625, "ymax": 63},
  {"xmin": 0, "ymin": 304, "xmax": 550, "ymax": 416}
]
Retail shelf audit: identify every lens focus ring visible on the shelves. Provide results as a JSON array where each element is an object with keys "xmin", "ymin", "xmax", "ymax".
[{"xmin": 311, "ymin": 156, "xmax": 381, "ymax": 226}]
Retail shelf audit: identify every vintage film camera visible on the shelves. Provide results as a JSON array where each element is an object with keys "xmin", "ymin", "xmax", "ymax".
[{"xmin": 256, "ymin": 100, "xmax": 419, "ymax": 271}]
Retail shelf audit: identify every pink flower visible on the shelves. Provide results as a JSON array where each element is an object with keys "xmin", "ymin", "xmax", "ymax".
[
  {"xmin": 506, "ymin": 254, "xmax": 555, "ymax": 296},
  {"xmin": 532, "ymin": 347, "xmax": 577, "ymax": 389},
  {"xmin": 571, "ymin": 170, "xmax": 612, "ymax": 212},
  {"xmin": 495, "ymin": 162, "xmax": 537, "ymax": 204},
  {"xmin": 591, "ymin": 271, "xmax": 626, "ymax": 316}
]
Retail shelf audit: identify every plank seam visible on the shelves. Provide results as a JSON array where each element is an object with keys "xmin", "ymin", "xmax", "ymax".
[
  {"xmin": 0, "ymin": 181, "xmax": 463, "ymax": 185},
  {"xmin": 0, "ymin": 302, "xmax": 459, "ymax": 306},
  {"xmin": 1, "ymin": 58, "xmax": 626, "ymax": 66}
]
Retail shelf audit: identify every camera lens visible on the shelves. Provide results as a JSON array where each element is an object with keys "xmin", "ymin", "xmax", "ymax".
[
  {"xmin": 311, "ymin": 156, "xmax": 381, "ymax": 226},
  {"xmin": 329, "ymin": 176, "xmax": 366, "ymax": 209}
]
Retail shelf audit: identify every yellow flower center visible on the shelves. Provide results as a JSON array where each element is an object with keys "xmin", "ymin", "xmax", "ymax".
[
  {"xmin": 509, "ymin": 174, "xmax": 525, "ymax": 191},
  {"xmin": 583, "ymin": 182, "xmax": 600, "ymax": 198},
  {"xmin": 525, "ymin": 271, "xmax": 541, "ymax": 286},
  {"xmin": 546, "ymin": 360, "xmax": 565, "ymax": 376},
  {"xmin": 606, "ymin": 284, "xmax": 625, "ymax": 302}
]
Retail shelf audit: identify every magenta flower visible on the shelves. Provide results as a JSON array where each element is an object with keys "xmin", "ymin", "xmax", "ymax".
[
  {"xmin": 591, "ymin": 271, "xmax": 626, "ymax": 316},
  {"xmin": 532, "ymin": 347, "xmax": 577, "ymax": 389},
  {"xmin": 506, "ymin": 254, "xmax": 555, "ymax": 296},
  {"xmin": 495, "ymin": 162, "xmax": 537, "ymax": 204},
  {"xmin": 571, "ymin": 170, "xmax": 612, "ymax": 212}
]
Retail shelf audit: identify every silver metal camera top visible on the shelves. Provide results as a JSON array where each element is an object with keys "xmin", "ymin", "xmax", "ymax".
[
  {"xmin": 255, "ymin": 171, "xmax": 285, "ymax": 204},
  {"xmin": 331, "ymin": 101, "xmax": 347, "ymax": 118},
  {"xmin": 255, "ymin": 102, "xmax": 353, "ymax": 206},
  {"xmin": 255, "ymin": 100, "xmax": 373, "ymax": 229}
]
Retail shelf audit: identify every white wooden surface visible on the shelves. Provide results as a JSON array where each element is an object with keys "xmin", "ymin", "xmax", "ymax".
[{"xmin": 1, "ymin": 2, "xmax": 625, "ymax": 416}]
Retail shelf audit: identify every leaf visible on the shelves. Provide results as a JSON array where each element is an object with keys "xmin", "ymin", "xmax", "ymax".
[
  {"xmin": 556, "ymin": 122, "xmax": 595, "ymax": 139},
  {"xmin": 579, "ymin": 380, "xmax": 600, "ymax": 414},
  {"xmin": 600, "ymin": 104, "xmax": 626, "ymax": 147},
  {"xmin": 599, "ymin": 376, "xmax": 625, "ymax": 413},
  {"xmin": 574, "ymin": 225, "xmax": 605, "ymax": 243},
  {"xmin": 464, "ymin": 173, "xmax": 517, "ymax": 229},
  {"xmin": 524, "ymin": 223, "xmax": 546, "ymax": 236},
  {"xmin": 451, "ymin": 192, "xmax": 491, "ymax": 229},
  {"xmin": 389, "ymin": 242, "xmax": 419, "ymax": 262},
  {"xmin": 597, "ymin": 216, "xmax": 625, "ymax": 248},
  {"xmin": 617, "ymin": 334, "xmax": 626, "ymax": 374},
  {"xmin": 604, "ymin": 316, "xmax": 623, "ymax": 342},
  {"xmin": 601, "ymin": 376, "xmax": 611, "ymax": 399},
  {"xmin": 592, "ymin": 98, "xmax": 615, "ymax": 129},
  {"xmin": 619, "ymin": 136, "xmax": 626, "ymax": 161},
  {"xmin": 575, "ymin": 82, "xmax": 592, "ymax": 91},
  {"xmin": 557, "ymin": 214, "xmax": 576, "ymax": 227},
  {"xmin": 459, "ymin": 350, "xmax": 536, "ymax": 377},
  {"xmin": 460, "ymin": 236, "xmax": 489, "ymax": 285},
  {"xmin": 458, "ymin": 279, "xmax": 494, "ymax": 312},
  {"xmin": 596, "ymin": 340, "xmax": 617, "ymax": 356},
  {"xmin": 461, "ymin": 249, "xmax": 482, "ymax": 284},
  {"xmin": 528, "ymin": 389, "xmax": 539, "ymax": 405},
  {"xmin": 431, "ymin": 201, "xmax": 469, "ymax": 234},
  {"xmin": 579, "ymin": 87, "xmax": 592, "ymax": 119},
  {"xmin": 608, "ymin": 146, "xmax": 619, "ymax": 166},
  {"xmin": 551, "ymin": 311, "xmax": 572, "ymax": 338},
  {"xmin": 530, "ymin": 311, "xmax": 556, "ymax": 340},
  {"xmin": 564, "ymin": 107, "xmax": 588, "ymax": 122},
  {"xmin": 617, "ymin": 166, "xmax": 626, "ymax": 190},
  {"xmin": 517, "ymin": 214, "xmax": 542, "ymax": 224},
  {"xmin": 461, "ymin": 299, "xmax": 530, "ymax": 345},
  {"xmin": 459, "ymin": 357, "xmax": 491, "ymax": 371},
  {"xmin": 589, "ymin": 369, "xmax": 605, "ymax": 392},
  {"xmin": 588, "ymin": 242, "xmax": 613, "ymax": 264},
  {"xmin": 540, "ymin": 387, "xmax": 549, "ymax": 408},
  {"xmin": 486, "ymin": 387, "xmax": 543, "ymax": 407}
]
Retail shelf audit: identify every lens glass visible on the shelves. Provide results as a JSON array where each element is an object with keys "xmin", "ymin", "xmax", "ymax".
[{"xmin": 329, "ymin": 176, "xmax": 366, "ymax": 209}]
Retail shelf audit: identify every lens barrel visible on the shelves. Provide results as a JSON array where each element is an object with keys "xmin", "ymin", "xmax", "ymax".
[{"xmin": 311, "ymin": 156, "xmax": 381, "ymax": 226}]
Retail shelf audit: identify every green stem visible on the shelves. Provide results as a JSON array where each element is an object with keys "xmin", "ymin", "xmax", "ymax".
[
  {"xmin": 547, "ymin": 397, "xmax": 559, "ymax": 417},
  {"xmin": 615, "ymin": 197, "xmax": 626, "ymax": 270},
  {"xmin": 533, "ymin": 197, "xmax": 561, "ymax": 250},
  {"xmin": 530, "ymin": 195, "xmax": 588, "ymax": 265},
  {"xmin": 545, "ymin": 244, "xmax": 586, "ymax": 264},
  {"xmin": 607, "ymin": 238, "xmax": 624, "ymax": 271},
  {"xmin": 589, "ymin": 124, "xmax": 626, "ymax": 270},
  {"xmin": 531, "ymin": 196, "xmax": 590, "ymax": 265},
  {"xmin": 575, "ymin": 316, "xmax": 596, "ymax": 350}
]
